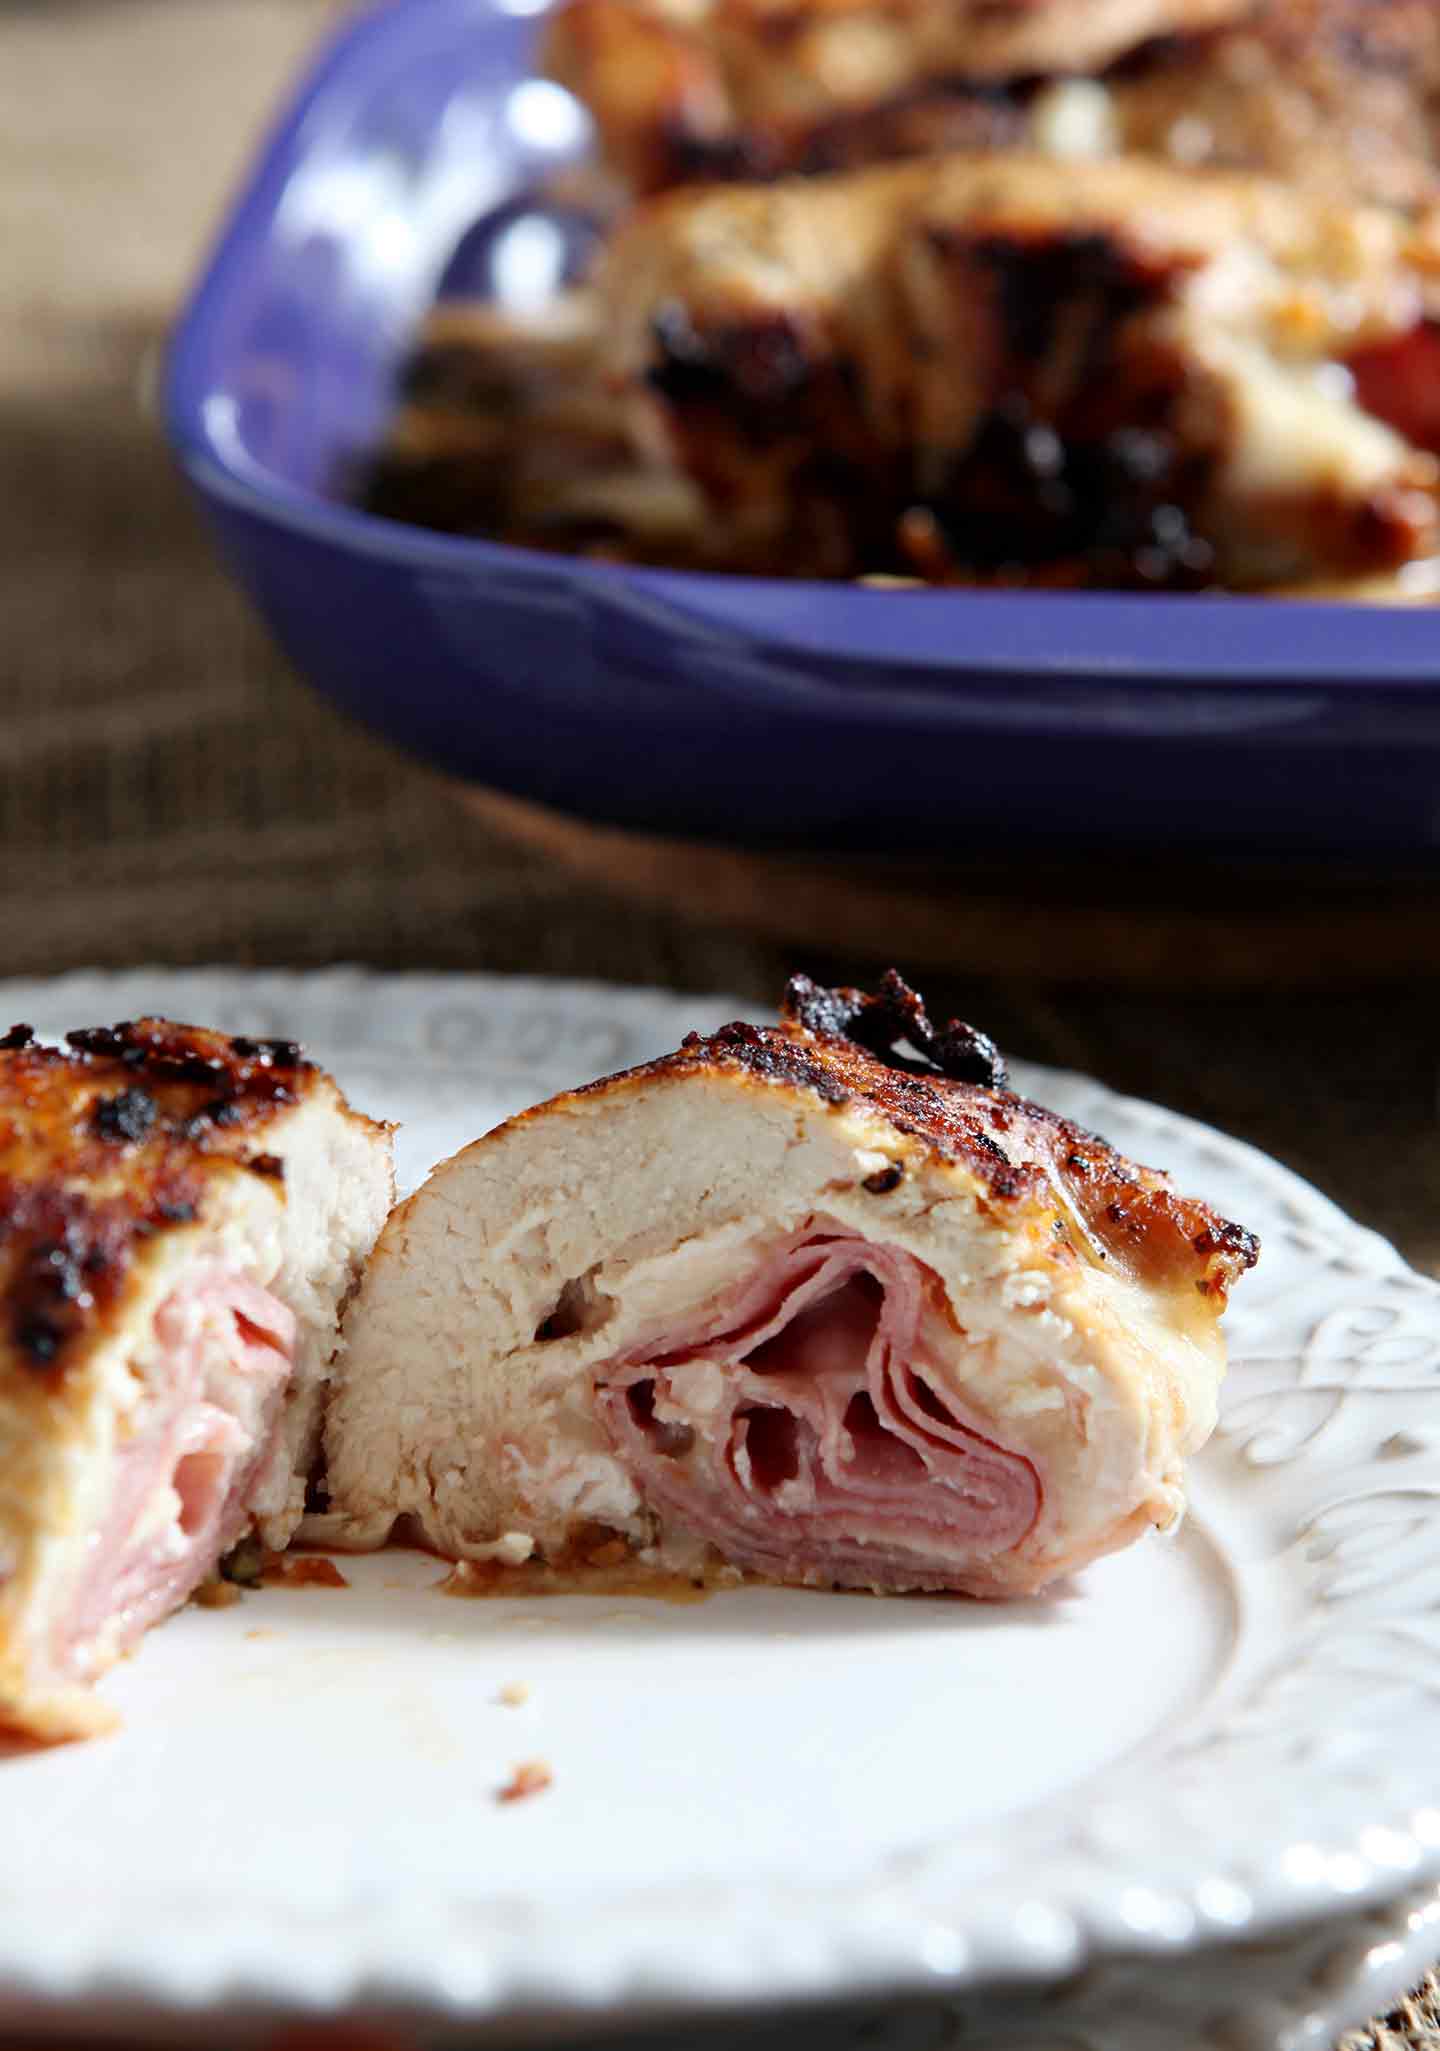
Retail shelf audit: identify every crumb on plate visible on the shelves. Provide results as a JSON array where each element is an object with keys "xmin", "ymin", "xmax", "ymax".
[{"xmin": 497, "ymin": 1758, "xmax": 553, "ymax": 1803}]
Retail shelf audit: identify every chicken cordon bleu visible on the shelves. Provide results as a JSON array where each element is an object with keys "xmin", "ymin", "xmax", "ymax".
[
  {"xmin": 582, "ymin": 153, "xmax": 1440, "ymax": 586},
  {"xmin": 543, "ymin": 0, "xmax": 1440, "ymax": 208},
  {"xmin": 0, "ymin": 1022, "xmax": 391, "ymax": 1739},
  {"xmin": 321, "ymin": 975, "xmax": 1257, "ymax": 1598},
  {"xmin": 363, "ymin": 0, "xmax": 1440, "ymax": 589}
]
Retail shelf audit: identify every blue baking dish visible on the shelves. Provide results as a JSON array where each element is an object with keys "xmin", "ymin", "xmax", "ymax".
[{"xmin": 164, "ymin": 0, "xmax": 1440, "ymax": 855}]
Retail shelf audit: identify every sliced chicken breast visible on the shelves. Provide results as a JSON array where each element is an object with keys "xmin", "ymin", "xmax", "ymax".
[
  {"xmin": 322, "ymin": 974, "xmax": 1256, "ymax": 1599},
  {"xmin": 0, "ymin": 1021, "xmax": 392, "ymax": 1740}
]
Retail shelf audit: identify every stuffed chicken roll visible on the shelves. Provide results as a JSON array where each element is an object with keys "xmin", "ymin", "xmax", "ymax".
[
  {"xmin": 0, "ymin": 1021, "xmax": 392, "ymax": 1739},
  {"xmin": 323, "ymin": 975, "xmax": 1256, "ymax": 1597}
]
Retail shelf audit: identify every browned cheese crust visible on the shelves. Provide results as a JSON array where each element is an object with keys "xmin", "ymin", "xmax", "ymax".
[
  {"xmin": 553, "ymin": 971, "xmax": 1260, "ymax": 1304},
  {"xmin": 0, "ymin": 1021, "xmax": 375, "ymax": 1396}
]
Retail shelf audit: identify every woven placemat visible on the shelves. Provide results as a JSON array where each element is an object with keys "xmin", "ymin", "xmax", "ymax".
[{"xmin": 3, "ymin": 8, "xmax": 1439, "ymax": 2044}]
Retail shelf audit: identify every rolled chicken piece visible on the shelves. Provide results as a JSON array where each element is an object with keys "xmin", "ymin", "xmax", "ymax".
[
  {"xmin": 324, "ymin": 974, "xmax": 1256, "ymax": 1598},
  {"xmin": 0, "ymin": 1021, "xmax": 392, "ymax": 1740},
  {"xmin": 543, "ymin": 0, "xmax": 1440, "ymax": 207},
  {"xmin": 595, "ymin": 153, "xmax": 1440, "ymax": 587},
  {"xmin": 543, "ymin": 0, "xmax": 1256, "ymax": 193}
]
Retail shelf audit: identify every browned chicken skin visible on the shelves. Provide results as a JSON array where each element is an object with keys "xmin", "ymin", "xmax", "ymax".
[
  {"xmin": 0, "ymin": 1023, "xmax": 321, "ymax": 1381},
  {"xmin": 654, "ymin": 973, "xmax": 1257, "ymax": 1303},
  {"xmin": 543, "ymin": 0, "xmax": 1440, "ymax": 204},
  {"xmin": 363, "ymin": 0, "xmax": 1440, "ymax": 593},
  {"xmin": 0, "ymin": 1022, "xmax": 392, "ymax": 1741},
  {"xmin": 590, "ymin": 154, "xmax": 1440, "ymax": 585}
]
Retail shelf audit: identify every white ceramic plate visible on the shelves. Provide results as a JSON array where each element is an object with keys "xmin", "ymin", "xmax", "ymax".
[{"xmin": 2, "ymin": 969, "xmax": 1440, "ymax": 2038}]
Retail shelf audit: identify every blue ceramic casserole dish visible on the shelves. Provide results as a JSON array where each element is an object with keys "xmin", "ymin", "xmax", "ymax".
[{"xmin": 165, "ymin": 0, "xmax": 1440, "ymax": 856}]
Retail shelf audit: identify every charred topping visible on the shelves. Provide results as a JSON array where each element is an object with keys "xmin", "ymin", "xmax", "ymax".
[
  {"xmin": 182, "ymin": 1099, "xmax": 244, "ymax": 1139},
  {"xmin": 932, "ymin": 394, "xmax": 1217, "ymax": 589},
  {"xmin": 962, "ymin": 228, "xmax": 1176, "ymax": 369},
  {"xmin": 649, "ymin": 973, "xmax": 1257, "ymax": 1304},
  {"xmin": 0, "ymin": 1025, "xmax": 35, "ymax": 1051},
  {"xmin": 1, "ymin": 1172, "xmax": 203, "ymax": 1372},
  {"xmin": 917, "ymin": 230, "xmax": 1217, "ymax": 589},
  {"xmin": 229, "ymin": 1037, "xmax": 306, "ymax": 1066},
  {"xmin": 65, "ymin": 1022, "xmax": 309, "ymax": 1090},
  {"xmin": 15, "ymin": 1316, "xmax": 62, "ymax": 1365},
  {"xmin": 92, "ymin": 1088, "xmax": 157, "ymax": 1145},
  {"xmin": 649, "ymin": 304, "xmax": 816, "ymax": 423},
  {"xmin": 862, "ymin": 1163, "xmax": 905, "ymax": 1194},
  {"xmin": 0, "ymin": 1019, "xmax": 312, "ymax": 1375},
  {"xmin": 65, "ymin": 1024, "xmax": 146, "ymax": 1059},
  {"xmin": 1191, "ymin": 1216, "xmax": 1262, "ymax": 1291},
  {"xmin": 784, "ymin": 970, "xmax": 1009, "ymax": 1089},
  {"xmin": 695, "ymin": 1020, "xmax": 854, "ymax": 1105},
  {"xmin": 641, "ymin": 223, "xmax": 1222, "ymax": 585}
]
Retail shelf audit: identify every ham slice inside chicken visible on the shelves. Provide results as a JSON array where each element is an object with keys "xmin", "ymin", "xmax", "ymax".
[
  {"xmin": 594, "ymin": 1230, "xmax": 1041, "ymax": 1590},
  {"xmin": 61, "ymin": 1265, "xmax": 295, "ymax": 1677}
]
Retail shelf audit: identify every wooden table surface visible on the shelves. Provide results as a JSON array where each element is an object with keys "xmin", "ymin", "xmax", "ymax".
[{"xmin": 3, "ymin": 5, "xmax": 1439, "ymax": 2047}]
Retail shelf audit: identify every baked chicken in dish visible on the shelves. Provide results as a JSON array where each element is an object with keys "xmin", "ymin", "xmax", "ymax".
[
  {"xmin": 543, "ymin": 0, "xmax": 1440, "ymax": 206},
  {"xmin": 0, "ymin": 1022, "xmax": 391, "ymax": 1739},
  {"xmin": 582, "ymin": 153, "xmax": 1440, "ymax": 586},
  {"xmin": 363, "ymin": 0, "xmax": 1440, "ymax": 592},
  {"xmin": 321, "ymin": 974, "xmax": 1257, "ymax": 1599}
]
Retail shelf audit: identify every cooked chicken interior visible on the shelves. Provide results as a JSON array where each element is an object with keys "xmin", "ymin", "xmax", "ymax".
[
  {"xmin": 321, "ymin": 974, "xmax": 1256, "ymax": 1598},
  {"xmin": 0, "ymin": 1022, "xmax": 392, "ymax": 1740},
  {"xmin": 543, "ymin": 0, "xmax": 1440, "ymax": 205}
]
